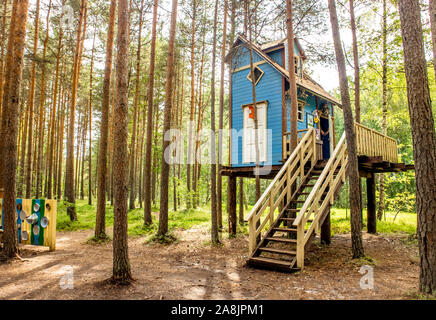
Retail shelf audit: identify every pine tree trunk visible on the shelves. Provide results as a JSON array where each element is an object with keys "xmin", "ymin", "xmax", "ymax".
[
  {"xmin": 25, "ymin": 0, "xmax": 40, "ymax": 198},
  {"xmin": 0, "ymin": 0, "xmax": 8, "ymax": 116},
  {"xmin": 88, "ymin": 30, "xmax": 95, "ymax": 205},
  {"xmin": 18, "ymin": 99, "xmax": 29, "ymax": 197},
  {"xmin": 286, "ymin": 0, "xmax": 298, "ymax": 153},
  {"xmin": 349, "ymin": 0, "xmax": 360, "ymax": 123},
  {"xmin": 398, "ymin": 0, "xmax": 436, "ymax": 295},
  {"xmin": 112, "ymin": 0, "xmax": 132, "ymax": 283},
  {"xmin": 430, "ymin": 0, "xmax": 436, "ymax": 82},
  {"xmin": 65, "ymin": 0, "xmax": 86, "ymax": 221},
  {"xmin": 47, "ymin": 19, "xmax": 62, "ymax": 200},
  {"xmin": 239, "ymin": 177, "xmax": 244, "ymax": 223},
  {"xmin": 143, "ymin": 0, "xmax": 158, "ymax": 225},
  {"xmin": 193, "ymin": 30, "xmax": 206, "ymax": 209},
  {"xmin": 35, "ymin": 0, "xmax": 52, "ymax": 199},
  {"xmin": 328, "ymin": 0, "xmax": 364, "ymax": 259},
  {"xmin": 210, "ymin": 0, "xmax": 219, "ymax": 244},
  {"xmin": 187, "ymin": 0, "xmax": 197, "ymax": 210},
  {"xmin": 247, "ymin": 1, "xmax": 260, "ymax": 203},
  {"xmin": 378, "ymin": 0, "xmax": 388, "ymax": 221},
  {"xmin": 217, "ymin": 0, "xmax": 228, "ymax": 231},
  {"xmin": 95, "ymin": 0, "xmax": 116, "ymax": 239},
  {"xmin": 158, "ymin": 0, "xmax": 178, "ymax": 237},
  {"xmin": 128, "ymin": 0, "xmax": 144, "ymax": 210},
  {"xmin": 1, "ymin": 0, "xmax": 30, "ymax": 258}
]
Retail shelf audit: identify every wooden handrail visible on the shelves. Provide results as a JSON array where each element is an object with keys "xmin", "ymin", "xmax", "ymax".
[
  {"xmin": 293, "ymin": 133, "xmax": 346, "ymax": 227},
  {"xmin": 293, "ymin": 131, "xmax": 348, "ymax": 268},
  {"xmin": 246, "ymin": 129, "xmax": 314, "ymax": 222},
  {"xmin": 246, "ymin": 128, "xmax": 317, "ymax": 255}
]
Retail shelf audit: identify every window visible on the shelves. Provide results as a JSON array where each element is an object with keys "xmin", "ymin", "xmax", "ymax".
[
  {"xmin": 294, "ymin": 56, "xmax": 303, "ymax": 77},
  {"xmin": 297, "ymin": 100, "xmax": 305, "ymax": 122},
  {"xmin": 247, "ymin": 66, "xmax": 264, "ymax": 85}
]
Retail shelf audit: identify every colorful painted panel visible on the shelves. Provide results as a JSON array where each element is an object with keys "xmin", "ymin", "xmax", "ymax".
[{"xmin": 0, "ymin": 199, "xmax": 56, "ymax": 251}]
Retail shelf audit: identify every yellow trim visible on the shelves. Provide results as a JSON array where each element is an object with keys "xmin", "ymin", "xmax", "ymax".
[{"xmin": 232, "ymin": 60, "xmax": 267, "ymax": 73}]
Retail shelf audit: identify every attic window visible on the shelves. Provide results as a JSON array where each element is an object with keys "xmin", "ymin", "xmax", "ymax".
[{"xmin": 247, "ymin": 66, "xmax": 264, "ymax": 85}]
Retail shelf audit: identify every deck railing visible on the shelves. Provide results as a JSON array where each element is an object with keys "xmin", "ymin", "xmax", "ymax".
[
  {"xmin": 246, "ymin": 128, "xmax": 317, "ymax": 255},
  {"xmin": 283, "ymin": 123, "xmax": 398, "ymax": 163},
  {"xmin": 354, "ymin": 122, "xmax": 398, "ymax": 163},
  {"xmin": 283, "ymin": 129, "xmax": 323, "ymax": 162}
]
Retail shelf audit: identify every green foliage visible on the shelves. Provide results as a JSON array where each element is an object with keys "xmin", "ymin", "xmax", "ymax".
[
  {"xmin": 56, "ymin": 199, "xmax": 211, "ymax": 237},
  {"xmin": 330, "ymin": 208, "xmax": 416, "ymax": 236},
  {"xmin": 57, "ymin": 200, "xmax": 114, "ymax": 231}
]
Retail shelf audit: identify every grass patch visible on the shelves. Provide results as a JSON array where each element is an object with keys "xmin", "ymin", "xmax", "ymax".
[
  {"xmin": 405, "ymin": 291, "xmax": 436, "ymax": 300},
  {"xmin": 86, "ymin": 234, "xmax": 112, "ymax": 245},
  {"xmin": 56, "ymin": 200, "xmax": 417, "ymax": 241},
  {"xmin": 56, "ymin": 199, "xmax": 211, "ymax": 238},
  {"xmin": 330, "ymin": 208, "xmax": 416, "ymax": 236},
  {"xmin": 145, "ymin": 232, "xmax": 178, "ymax": 245},
  {"xmin": 348, "ymin": 255, "xmax": 377, "ymax": 267},
  {"xmin": 57, "ymin": 200, "xmax": 114, "ymax": 232}
]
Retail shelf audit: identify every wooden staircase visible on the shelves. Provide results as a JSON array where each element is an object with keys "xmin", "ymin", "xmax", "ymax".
[{"xmin": 245, "ymin": 128, "xmax": 349, "ymax": 272}]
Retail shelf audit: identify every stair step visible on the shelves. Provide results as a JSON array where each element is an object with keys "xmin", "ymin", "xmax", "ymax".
[
  {"xmin": 248, "ymin": 256, "xmax": 295, "ymax": 271},
  {"xmin": 302, "ymin": 184, "xmax": 315, "ymax": 188},
  {"xmin": 292, "ymin": 200, "xmax": 306, "ymax": 204},
  {"xmin": 278, "ymin": 218, "xmax": 313, "ymax": 224},
  {"xmin": 259, "ymin": 247, "xmax": 297, "ymax": 256},
  {"xmin": 279, "ymin": 217, "xmax": 295, "ymax": 222},
  {"xmin": 273, "ymin": 227, "xmax": 298, "ymax": 233},
  {"xmin": 285, "ymin": 208, "xmax": 299, "ymax": 212},
  {"xmin": 265, "ymin": 237, "xmax": 297, "ymax": 244}
]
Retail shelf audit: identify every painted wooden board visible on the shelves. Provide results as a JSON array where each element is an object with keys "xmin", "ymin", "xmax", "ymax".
[{"xmin": 0, "ymin": 198, "xmax": 56, "ymax": 251}]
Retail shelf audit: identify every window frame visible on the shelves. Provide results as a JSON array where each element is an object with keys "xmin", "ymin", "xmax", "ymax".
[
  {"xmin": 246, "ymin": 65, "xmax": 265, "ymax": 86},
  {"xmin": 297, "ymin": 100, "xmax": 305, "ymax": 123}
]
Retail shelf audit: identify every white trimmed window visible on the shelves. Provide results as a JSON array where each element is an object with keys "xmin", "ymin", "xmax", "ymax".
[{"xmin": 297, "ymin": 100, "xmax": 305, "ymax": 122}]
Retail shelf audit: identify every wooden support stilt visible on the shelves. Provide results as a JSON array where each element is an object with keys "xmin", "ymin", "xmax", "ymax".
[
  {"xmin": 228, "ymin": 175, "xmax": 237, "ymax": 235},
  {"xmin": 238, "ymin": 177, "xmax": 244, "ymax": 224},
  {"xmin": 321, "ymin": 209, "xmax": 331, "ymax": 245},
  {"xmin": 367, "ymin": 173, "xmax": 377, "ymax": 234}
]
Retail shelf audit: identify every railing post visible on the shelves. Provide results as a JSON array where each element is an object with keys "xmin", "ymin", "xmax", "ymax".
[
  {"xmin": 312, "ymin": 130, "xmax": 316, "ymax": 164},
  {"xmin": 282, "ymin": 135, "xmax": 286, "ymax": 160},
  {"xmin": 296, "ymin": 223, "xmax": 305, "ymax": 269},
  {"xmin": 287, "ymin": 167, "xmax": 291, "ymax": 200},
  {"xmin": 300, "ymin": 145, "xmax": 304, "ymax": 179},
  {"xmin": 270, "ymin": 190, "xmax": 274, "ymax": 226},
  {"xmin": 249, "ymin": 217, "xmax": 255, "ymax": 255}
]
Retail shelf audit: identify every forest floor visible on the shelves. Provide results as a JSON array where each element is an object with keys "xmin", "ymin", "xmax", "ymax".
[{"xmin": 0, "ymin": 219, "xmax": 424, "ymax": 300}]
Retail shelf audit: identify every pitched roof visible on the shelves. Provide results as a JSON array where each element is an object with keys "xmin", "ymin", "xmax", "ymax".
[
  {"xmin": 225, "ymin": 35, "xmax": 341, "ymax": 107},
  {"xmin": 260, "ymin": 37, "xmax": 307, "ymax": 60}
]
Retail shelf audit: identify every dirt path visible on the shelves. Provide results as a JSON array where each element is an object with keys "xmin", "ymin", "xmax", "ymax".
[{"xmin": 0, "ymin": 224, "xmax": 419, "ymax": 300}]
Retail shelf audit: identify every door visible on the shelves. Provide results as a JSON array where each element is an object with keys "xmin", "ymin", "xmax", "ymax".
[{"xmin": 243, "ymin": 102, "xmax": 267, "ymax": 163}]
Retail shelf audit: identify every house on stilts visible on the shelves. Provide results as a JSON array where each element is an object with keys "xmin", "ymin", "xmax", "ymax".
[{"xmin": 222, "ymin": 35, "xmax": 414, "ymax": 272}]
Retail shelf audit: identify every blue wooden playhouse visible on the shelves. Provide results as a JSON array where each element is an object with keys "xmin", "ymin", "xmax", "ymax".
[
  {"xmin": 221, "ymin": 35, "xmax": 412, "ymax": 272},
  {"xmin": 224, "ymin": 35, "xmax": 341, "ymax": 173}
]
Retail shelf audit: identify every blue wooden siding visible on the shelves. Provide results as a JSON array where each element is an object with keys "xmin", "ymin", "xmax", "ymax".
[
  {"xmin": 231, "ymin": 46, "xmax": 283, "ymax": 167},
  {"xmin": 266, "ymin": 49, "xmax": 283, "ymax": 66},
  {"xmin": 230, "ymin": 44, "xmax": 334, "ymax": 168},
  {"xmin": 231, "ymin": 45, "xmax": 265, "ymax": 70},
  {"xmin": 286, "ymin": 92, "xmax": 334, "ymax": 135}
]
